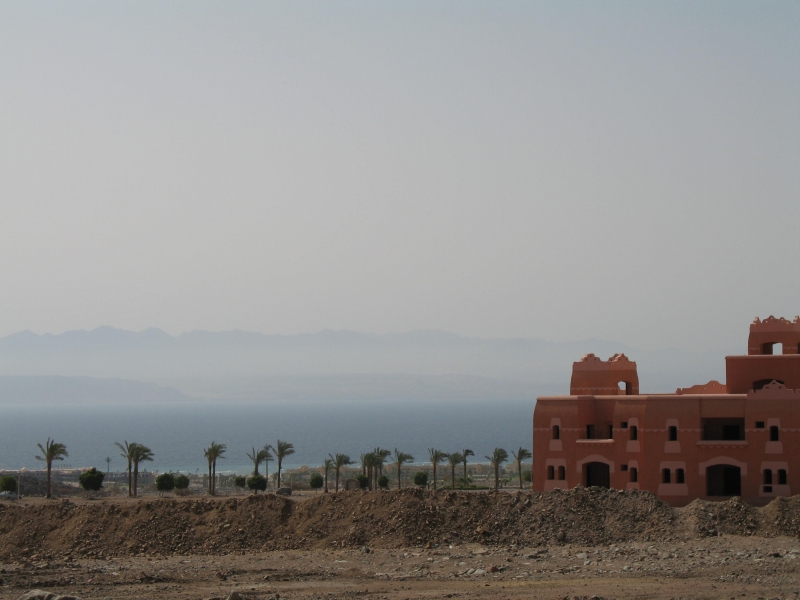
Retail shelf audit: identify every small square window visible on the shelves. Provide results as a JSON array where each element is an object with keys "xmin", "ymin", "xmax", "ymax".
[
  {"xmin": 621, "ymin": 464, "xmax": 628, "ymax": 471},
  {"xmin": 621, "ymin": 421, "xmax": 628, "ymax": 429},
  {"xmin": 764, "ymin": 485, "xmax": 773, "ymax": 493},
  {"xmin": 756, "ymin": 421, "xmax": 765, "ymax": 429}
]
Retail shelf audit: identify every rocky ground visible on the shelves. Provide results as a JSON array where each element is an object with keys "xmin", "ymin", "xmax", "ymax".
[{"xmin": 3, "ymin": 488, "xmax": 800, "ymax": 599}]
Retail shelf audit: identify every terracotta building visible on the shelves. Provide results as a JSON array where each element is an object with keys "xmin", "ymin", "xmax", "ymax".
[{"xmin": 532, "ymin": 316, "xmax": 800, "ymax": 506}]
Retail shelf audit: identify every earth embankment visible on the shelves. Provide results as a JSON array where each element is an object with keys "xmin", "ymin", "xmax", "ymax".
[{"xmin": 2, "ymin": 487, "xmax": 799, "ymax": 561}]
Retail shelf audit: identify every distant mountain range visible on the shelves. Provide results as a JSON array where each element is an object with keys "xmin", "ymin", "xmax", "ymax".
[
  {"xmin": 0, "ymin": 375, "xmax": 191, "ymax": 404},
  {"xmin": 0, "ymin": 327, "xmax": 730, "ymax": 402}
]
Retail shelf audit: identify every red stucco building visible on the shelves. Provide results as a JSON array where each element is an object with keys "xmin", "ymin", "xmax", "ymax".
[{"xmin": 532, "ymin": 316, "xmax": 800, "ymax": 506}]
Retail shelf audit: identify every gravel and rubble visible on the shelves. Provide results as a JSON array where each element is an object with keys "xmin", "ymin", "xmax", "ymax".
[
  {"xmin": 3, "ymin": 537, "xmax": 800, "ymax": 600},
  {"xmin": 4, "ymin": 488, "xmax": 800, "ymax": 599}
]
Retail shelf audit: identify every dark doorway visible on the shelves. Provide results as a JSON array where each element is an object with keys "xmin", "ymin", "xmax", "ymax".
[
  {"xmin": 585, "ymin": 462, "xmax": 610, "ymax": 488},
  {"xmin": 707, "ymin": 464, "xmax": 741, "ymax": 496}
]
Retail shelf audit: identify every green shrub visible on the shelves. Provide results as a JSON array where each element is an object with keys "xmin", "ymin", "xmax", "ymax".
[
  {"xmin": 78, "ymin": 468, "xmax": 105, "ymax": 492},
  {"xmin": 155, "ymin": 473, "xmax": 175, "ymax": 493},
  {"xmin": 377, "ymin": 475, "xmax": 389, "ymax": 489},
  {"xmin": 523, "ymin": 470, "xmax": 532, "ymax": 483},
  {"xmin": 0, "ymin": 475, "xmax": 17, "ymax": 494},
  {"xmin": 234, "ymin": 475, "xmax": 247, "ymax": 489},
  {"xmin": 355, "ymin": 474, "xmax": 369, "ymax": 490},
  {"xmin": 247, "ymin": 474, "xmax": 267, "ymax": 494},
  {"xmin": 413, "ymin": 472, "xmax": 428, "ymax": 487},
  {"xmin": 174, "ymin": 475, "xmax": 190, "ymax": 490},
  {"xmin": 309, "ymin": 473, "xmax": 324, "ymax": 489}
]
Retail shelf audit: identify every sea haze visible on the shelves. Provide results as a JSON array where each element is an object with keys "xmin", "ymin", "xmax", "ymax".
[
  {"xmin": 0, "ymin": 327, "xmax": 733, "ymax": 474},
  {"xmin": 0, "ymin": 399, "xmax": 534, "ymax": 474},
  {"xmin": 0, "ymin": 327, "xmax": 727, "ymax": 392}
]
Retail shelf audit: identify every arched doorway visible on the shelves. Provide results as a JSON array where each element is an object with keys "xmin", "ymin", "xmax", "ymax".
[
  {"xmin": 584, "ymin": 462, "xmax": 610, "ymax": 488},
  {"xmin": 707, "ymin": 464, "xmax": 741, "ymax": 496}
]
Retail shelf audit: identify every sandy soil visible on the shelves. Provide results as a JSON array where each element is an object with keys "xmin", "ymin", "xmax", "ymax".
[{"xmin": 3, "ymin": 537, "xmax": 800, "ymax": 600}]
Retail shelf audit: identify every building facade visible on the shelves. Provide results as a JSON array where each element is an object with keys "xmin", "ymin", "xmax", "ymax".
[{"xmin": 532, "ymin": 316, "xmax": 800, "ymax": 506}]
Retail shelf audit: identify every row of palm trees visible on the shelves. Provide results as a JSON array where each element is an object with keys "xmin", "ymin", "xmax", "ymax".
[
  {"xmin": 31, "ymin": 437, "xmax": 531, "ymax": 499},
  {"xmin": 403, "ymin": 447, "xmax": 531, "ymax": 490},
  {"xmin": 320, "ymin": 446, "xmax": 532, "ymax": 492}
]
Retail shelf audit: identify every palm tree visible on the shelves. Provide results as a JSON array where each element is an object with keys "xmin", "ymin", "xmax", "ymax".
[
  {"xmin": 263, "ymin": 445, "xmax": 274, "ymax": 489},
  {"xmin": 362, "ymin": 452, "xmax": 374, "ymax": 490},
  {"xmin": 374, "ymin": 447, "xmax": 391, "ymax": 478},
  {"xmin": 132, "ymin": 444, "xmax": 154, "ymax": 496},
  {"xmin": 115, "ymin": 440, "xmax": 137, "ymax": 497},
  {"xmin": 273, "ymin": 440, "xmax": 295, "ymax": 489},
  {"xmin": 511, "ymin": 447, "xmax": 532, "ymax": 489},
  {"xmin": 393, "ymin": 449, "xmax": 413, "ymax": 489},
  {"xmin": 323, "ymin": 458, "xmax": 334, "ymax": 493},
  {"xmin": 329, "ymin": 453, "xmax": 352, "ymax": 492},
  {"xmin": 447, "ymin": 452, "xmax": 464, "ymax": 489},
  {"xmin": 204, "ymin": 442, "xmax": 227, "ymax": 495},
  {"xmin": 363, "ymin": 450, "xmax": 386, "ymax": 490},
  {"xmin": 204, "ymin": 447, "xmax": 213, "ymax": 494},
  {"xmin": 462, "ymin": 449, "xmax": 474, "ymax": 485},
  {"xmin": 246, "ymin": 446, "xmax": 270, "ymax": 476},
  {"xmin": 427, "ymin": 448, "xmax": 447, "ymax": 490},
  {"xmin": 485, "ymin": 447, "xmax": 509, "ymax": 490},
  {"xmin": 35, "ymin": 438, "xmax": 68, "ymax": 498}
]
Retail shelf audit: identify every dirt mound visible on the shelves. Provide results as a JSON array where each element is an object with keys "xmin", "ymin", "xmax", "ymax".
[
  {"xmin": 2, "ymin": 488, "xmax": 799, "ymax": 561},
  {"xmin": 291, "ymin": 486, "xmax": 677, "ymax": 549},
  {"xmin": 681, "ymin": 497, "xmax": 760, "ymax": 537}
]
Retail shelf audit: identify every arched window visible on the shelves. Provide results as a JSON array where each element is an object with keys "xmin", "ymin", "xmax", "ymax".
[
  {"xmin": 779, "ymin": 469, "xmax": 787, "ymax": 485},
  {"xmin": 630, "ymin": 467, "xmax": 638, "ymax": 483},
  {"xmin": 662, "ymin": 468, "xmax": 671, "ymax": 484},
  {"xmin": 770, "ymin": 426, "xmax": 780, "ymax": 441},
  {"xmin": 552, "ymin": 425, "xmax": 560, "ymax": 440},
  {"xmin": 763, "ymin": 469, "xmax": 773, "ymax": 485},
  {"xmin": 668, "ymin": 426, "xmax": 678, "ymax": 441},
  {"xmin": 676, "ymin": 468, "xmax": 685, "ymax": 484},
  {"xmin": 630, "ymin": 425, "xmax": 638, "ymax": 441},
  {"xmin": 547, "ymin": 466, "xmax": 555, "ymax": 480},
  {"xmin": 557, "ymin": 466, "xmax": 566, "ymax": 480}
]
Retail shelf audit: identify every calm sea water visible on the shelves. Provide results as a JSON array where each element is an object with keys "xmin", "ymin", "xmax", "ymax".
[{"xmin": 0, "ymin": 399, "xmax": 534, "ymax": 474}]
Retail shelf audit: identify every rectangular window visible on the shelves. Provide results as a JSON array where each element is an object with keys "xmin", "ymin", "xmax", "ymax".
[
  {"xmin": 662, "ymin": 468, "xmax": 671, "ymax": 484},
  {"xmin": 701, "ymin": 418, "xmax": 745, "ymax": 441},
  {"xmin": 755, "ymin": 421, "xmax": 765, "ymax": 429},
  {"xmin": 547, "ymin": 466, "xmax": 555, "ymax": 480},
  {"xmin": 607, "ymin": 424, "xmax": 614, "ymax": 439},
  {"xmin": 676, "ymin": 468, "xmax": 685, "ymax": 484},
  {"xmin": 621, "ymin": 464, "xmax": 628, "ymax": 472},
  {"xmin": 630, "ymin": 425, "xmax": 638, "ymax": 441},
  {"xmin": 668, "ymin": 426, "xmax": 678, "ymax": 441},
  {"xmin": 621, "ymin": 421, "xmax": 628, "ymax": 429},
  {"xmin": 779, "ymin": 469, "xmax": 787, "ymax": 485},
  {"xmin": 630, "ymin": 467, "xmax": 638, "ymax": 483},
  {"xmin": 558, "ymin": 466, "xmax": 566, "ymax": 480},
  {"xmin": 764, "ymin": 469, "xmax": 773, "ymax": 485},
  {"xmin": 586, "ymin": 425, "xmax": 595, "ymax": 440},
  {"xmin": 770, "ymin": 426, "xmax": 780, "ymax": 441},
  {"xmin": 552, "ymin": 425, "xmax": 560, "ymax": 440}
]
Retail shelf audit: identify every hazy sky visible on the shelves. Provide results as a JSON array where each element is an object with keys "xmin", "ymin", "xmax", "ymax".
[{"xmin": 1, "ymin": 2, "xmax": 798, "ymax": 352}]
